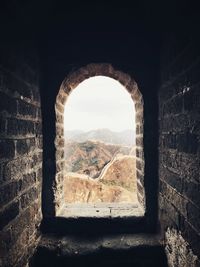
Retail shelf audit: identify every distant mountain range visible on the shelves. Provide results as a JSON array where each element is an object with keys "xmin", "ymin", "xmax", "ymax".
[{"xmin": 65, "ymin": 128, "xmax": 135, "ymax": 146}]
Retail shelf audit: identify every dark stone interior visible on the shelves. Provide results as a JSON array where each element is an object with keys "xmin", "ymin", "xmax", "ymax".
[{"xmin": 0, "ymin": 1, "xmax": 200, "ymax": 267}]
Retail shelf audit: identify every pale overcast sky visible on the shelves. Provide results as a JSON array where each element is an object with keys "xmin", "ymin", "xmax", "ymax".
[{"xmin": 64, "ymin": 76, "xmax": 135, "ymax": 132}]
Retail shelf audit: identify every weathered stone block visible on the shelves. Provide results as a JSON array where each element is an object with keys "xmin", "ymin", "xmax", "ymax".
[
  {"xmin": 0, "ymin": 139, "xmax": 15, "ymax": 159},
  {"xmin": 136, "ymin": 123, "xmax": 143, "ymax": 135},
  {"xmin": 163, "ymin": 95, "xmax": 183, "ymax": 116},
  {"xmin": 161, "ymin": 113, "xmax": 189, "ymax": 133},
  {"xmin": 0, "ymin": 115, "xmax": 6, "ymax": 135},
  {"xmin": 163, "ymin": 133, "xmax": 177, "ymax": 149},
  {"xmin": 55, "ymin": 172, "xmax": 63, "ymax": 184},
  {"xmin": 0, "ymin": 228, "xmax": 12, "ymax": 255},
  {"xmin": 35, "ymin": 122, "xmax": 42, "ymax": 136},
  {"xmin": 36, "ymin": 107, "xmax": 42, "ymax": 120},
  {"xmin": 7, "ymin": 118, "xmax": 35, "ymax": 136},
  {"xmin": 159, "ymin": 194, "xmax": 180, "ymax": 228},
  {"xmin": 31, "ymin": 152, "xmax": 42, "ymax": 168},
  {"xmin": 183, "ymin": 180, "xmax": 200, "ymax": 207},
  {"xmin": 187, "ymin": 202, "xmax": 200, "ymax": 232},
  {"xmin": 56, "ymin": 160, "xmax": 64, "ymax": 173},
  {"xmin": 160, "ymin": 180, "xmax": 187, "ymax": 217},
  {"xmin": 6, "ymin": 227, "xmax": 31, "ymax": 266},
  {"xmin": 0, "ymin": 181, "xmax": 18, "ymax": 207},
  {"xmin": 136, "ymin": 111, "xmax": 143, "ymax": 123},
  {"xmin": 17, "ymin": 100, "xmax": 37, "ymax": 118},
  {"xmin": 180, "ymin": 216, "xmax": 200, "ymax": 258},
  {"xmin": 11, "ymin": 203, "xmax": 41, "ymax": 254},
  {"xmin": 165, "ymin": 228, "xmax": 199, "ymax": 267},
  {"xmin": 56, "ymin": 124, "xmax": 64, "ymax": 136},
  {"xmin": 136, "ymin": 169, "xmax": 144, "ymax": 183},
  {"xmin": 136, "ymin": 124, "xmax": 140, "ymax": 135},
  {"xmin": 131, "ymin": 88, "xmax": 142, "ymax": 101},
  {"xmin": 18, "ymin": 172, "xmax": 36, "ymax": 192},
  {"xmin": 161, "ymin": 149, "xmax": 179, "ymax": 172},
  {"xmin": 36, "ymin": 167, "xmax": 42, "ymax": 183},
  {"xmin": 36, "ymin": 136, "xmax": 43, "ymax": 149},
  {"xmin": 56, "ymin": 112, "xmax": 64, "ymax": 124},
  {"xmin": 20, "ymin": 187, "xmax": 38, "ymax": 210},
  {"xmin": 137, "ymin": 179, "xmax": 144, "ymax": 194},
  {"xmin": 136, "ymin": 136, "xmax": 143, "ymax": 147},
  {"xmin": 0, "ymin": 201, "xmax": 19, "ymax": 230},
  {"xmin": 0, "ymin": 92, "xmax": 17, "ymax": 115},
  {"xmin": 159, "ymin": 179, "xmax": 167, "ymax": 195},
  {"xmin": 56, "ymin": 90, "xmax": 68, "ymax": 106},
  {"xmin": 16, "ymin": 138, "xmax": 35, "ymax": 155},
  {"xmin": 3, "ymin": 70, "xmax": 32, "ymax": 99},
  {"xmin": 10, "ymin": 209, "xmax": 31, "ymax": 243},
  {"xmin": 56, "ymin": 149, "xmax": 64, "ymax": 161},
  {"xmin": 177, "ymin": 132, "xmax": 198, "ymax": 154},
  {"xmin": 55, "ymin": 102, "xmax": 64, "ymax": 113},
  {"xmin": 137, "ymin": 191, "xmax": 145, "ymax": 207},
  {"xmin": 160, "ymin": 167, "xmax": 183, "ymax": 194},
  {"xmin": 55, "ymin": 137, "xmax": 64, "ymax": 147},
  {"xmin": 161, "ymin": 150, "xmax": 200, "ymax": 183},
  {"xmin": 3, "ymin": 157, "xmax": 28, "ymax": 181},
  {"xmin": 136, "ymin": 159, "xmax": 144, "ymax": 172},
  {"xmin": 135, "ymin": 101, "xmax": 143, "ymax": 112}
]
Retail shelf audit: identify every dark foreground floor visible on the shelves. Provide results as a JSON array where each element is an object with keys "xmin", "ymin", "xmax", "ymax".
[{"xmin": 30, "ymin": 233, "xmax": 168, "ymax": 267}]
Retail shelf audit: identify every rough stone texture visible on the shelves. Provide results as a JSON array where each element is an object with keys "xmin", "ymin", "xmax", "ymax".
[
  {"xmin": 159, "ymin": 33, "xmax": 200, "ymax": 266},
  {"xmin": 36, "ymin": 233, "xmax": 162, "ymax": 256},
  {"xmin": 30, "ymin": 233, "xmax": 168, "ymax": 267},
  {"xmin": 0, "ymin": 41, "xmax": 42, "ymax": 267},
  {"xmin": 165, "ymin": 228, "xmax": 198, "ymax": 267}
]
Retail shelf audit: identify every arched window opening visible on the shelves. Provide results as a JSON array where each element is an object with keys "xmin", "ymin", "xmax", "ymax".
[
  {"xmin": 55, "ymin": 64, "xmax": 145, "ymax": 218},
  {"xmin": 63, "ymin": 77, "xmax": 137, "ymax": 216}
]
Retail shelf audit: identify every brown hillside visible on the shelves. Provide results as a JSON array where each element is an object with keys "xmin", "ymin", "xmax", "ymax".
[
  {"xmin": 98, "ymin": 155, "xmax": 137, "ymax": 192},
  {"xmin": 64, "ymin": 155, "xmax": 137, "ymax": 203},
  {"xmin": 64, "ymin": 173, "xmax": 137, "ymax": 203},
  {"xmin": 65, "ymin": 141, "xmax": 131, "ymax": 178}
]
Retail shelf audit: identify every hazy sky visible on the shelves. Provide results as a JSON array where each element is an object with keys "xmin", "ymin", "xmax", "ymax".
[{"xmin": 64, "ymin": 76, "xmax": 135, "ymax": 132}]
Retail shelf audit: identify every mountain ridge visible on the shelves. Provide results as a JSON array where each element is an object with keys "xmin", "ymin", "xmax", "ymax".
[
  {"xmin": 65, "ymin": 128, "xmax": 135, "ymax": 146},
  {"xmin": 65, "ymin": 140, "xmax": 132, "ymax": 178}
]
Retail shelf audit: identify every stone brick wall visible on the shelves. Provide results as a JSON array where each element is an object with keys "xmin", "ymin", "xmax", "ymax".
[
  {"xmin": 0, "ymin": 41, "xmax": 42, "ymax": 267},
  {"xmin": 159, "ymin": 33, "xmax": 200, "ymax": 266}
]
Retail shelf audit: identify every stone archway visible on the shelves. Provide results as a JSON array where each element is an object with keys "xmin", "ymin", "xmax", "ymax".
[{"xmin": 55, "ymin": 63, "xmax": 144, "ymax": 215}]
